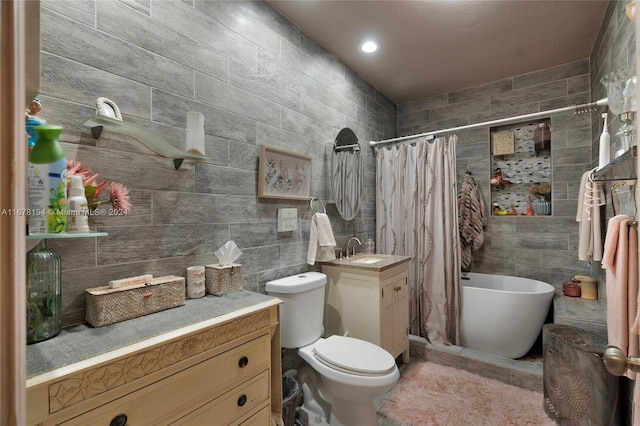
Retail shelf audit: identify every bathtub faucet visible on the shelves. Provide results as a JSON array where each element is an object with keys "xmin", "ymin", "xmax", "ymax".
[{"xmin": 346, "ymin": 237, "xmax": 361, "ymax": 258}]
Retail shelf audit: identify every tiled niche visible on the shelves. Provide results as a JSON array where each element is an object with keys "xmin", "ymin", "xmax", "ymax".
[{"xmin": 490, "ymin": 119, "xmax": 552, "ymax": 215}]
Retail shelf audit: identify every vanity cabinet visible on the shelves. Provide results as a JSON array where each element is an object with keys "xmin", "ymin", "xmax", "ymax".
[
  {"xmin": 322, "ymin": 257, "xmax": 410, "ymax": 363},
  {"xmin": 26, "ymin": 298, "xmax": 282, "ymax": 426}
]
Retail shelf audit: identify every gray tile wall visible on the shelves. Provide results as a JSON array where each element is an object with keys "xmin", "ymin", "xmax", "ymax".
[
  {"xmin": 396, "ymin": 0, "xmax": 635, "ymax": 334},
  {"xmin": 38, "ymin": 0, "xmax": 396, "ymax": 326},
  {"xmin": 398, "ymin": 58, "xmax": 593, "ymax": 286}
]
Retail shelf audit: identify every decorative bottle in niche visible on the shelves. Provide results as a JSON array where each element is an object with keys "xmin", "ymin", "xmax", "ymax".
[
  {"xmin": 28, "ymin": 124, "xmax": 67, "ymax": 235},
  {"xmin": 534, "ymin": 122, "xmax": 551, "ymax": 151},
  {"xmin": 26, "ymin": 240, "xmax": 62, "ymax": 344}
]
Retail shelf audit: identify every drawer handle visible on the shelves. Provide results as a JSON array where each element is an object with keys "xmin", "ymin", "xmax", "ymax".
[
  {"xmin": 237, "ymin": 394, "xmax": 248, "ymax": 407},
  {"xmin": 238, "ymin": 356, "xmax": 249, "ymax": 368},
  {"xmin": 110, "ymin": 413, "xmax": 128, "ymax": 426}
]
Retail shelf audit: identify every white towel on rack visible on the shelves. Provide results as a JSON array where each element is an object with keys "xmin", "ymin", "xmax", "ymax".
[
  {"xmin": 576, "ymin": 169, "xmax": 604, "ymax": 261},
  {"xmin": 307, "ymin": 213, "xmax": 336, "ymax": 265}
]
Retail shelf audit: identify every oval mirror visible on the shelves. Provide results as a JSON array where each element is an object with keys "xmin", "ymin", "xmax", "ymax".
[{"xmin": 331, "ymin": 128, "xmax": 363, "ymax": 220}]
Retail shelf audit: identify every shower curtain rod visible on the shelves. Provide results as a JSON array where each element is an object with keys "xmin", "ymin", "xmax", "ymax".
[{"xmin": 369, "ymin": 98, "xmax": 609, "ymax": 147}]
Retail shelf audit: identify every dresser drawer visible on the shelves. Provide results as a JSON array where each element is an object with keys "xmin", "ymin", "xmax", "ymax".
[
  {"xmin": 173, "ymin": 370, "xmax": 270, "ymax": 425},
  {"xmin": 59, "ymin": 335, "xmax": 270, "ymax": 425},
  {"xmin": 240, "ymin": 404, "xmax": 271, "ymax": 425}
]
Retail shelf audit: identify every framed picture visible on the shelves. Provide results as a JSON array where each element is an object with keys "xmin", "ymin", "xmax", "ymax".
[{"xmin": 258, "ymin": 145, "xmax": 312, "ymax": 200}]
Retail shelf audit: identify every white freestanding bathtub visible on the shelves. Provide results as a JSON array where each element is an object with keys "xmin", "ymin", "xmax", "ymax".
[{"xmin": 459, "ymin": 272, "xmax": 555, "ymax": 359}]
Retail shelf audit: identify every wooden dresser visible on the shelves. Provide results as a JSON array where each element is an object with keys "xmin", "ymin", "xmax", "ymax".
[{"xmin": 26, "ymin": 292, "xmax": 282, "ymax": 425}]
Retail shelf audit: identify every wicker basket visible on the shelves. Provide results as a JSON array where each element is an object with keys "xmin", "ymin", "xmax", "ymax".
[
  {"xmin": 85, "ymin": 275, "xmax": 185, "ymax": 327},
  {"xmin": 205, "ymin": 263, "xmax": 242, "ymax": 296}
]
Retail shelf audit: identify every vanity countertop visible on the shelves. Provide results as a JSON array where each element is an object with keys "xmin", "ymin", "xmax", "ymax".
[
  {"xmin": 26, "ymin": 291, "xmax": 280, "ymax": 379},
  {"xmin": 322, "ymin": 254, "xmax": 412, "ymax": 272}
]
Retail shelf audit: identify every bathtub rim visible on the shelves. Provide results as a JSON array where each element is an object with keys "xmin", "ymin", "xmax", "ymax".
[{"xmin": 461, "ymin": 272, "xmax": 555, "ymax": 295}]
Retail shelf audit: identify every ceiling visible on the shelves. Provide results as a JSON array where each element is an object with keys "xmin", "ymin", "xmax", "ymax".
[{"xmin": 266, "ymin": 0, "xmax": 610, "ymax": 104}]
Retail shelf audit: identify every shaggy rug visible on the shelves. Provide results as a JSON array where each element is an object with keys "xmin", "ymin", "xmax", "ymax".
[{"xmin": 378, "ymin": 361, "xmax": 556, "ymax": 425}]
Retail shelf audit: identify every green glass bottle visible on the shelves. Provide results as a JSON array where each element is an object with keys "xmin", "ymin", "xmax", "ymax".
[
  {"xmin": 28, "ymin": 124, "xmax": 67, "ymax": 235},
  {"xmin": 26, "ymin": 240, "xmax": 62, "ymax": 344}
]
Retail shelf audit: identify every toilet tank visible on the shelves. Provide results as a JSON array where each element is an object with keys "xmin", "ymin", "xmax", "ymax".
[{"xmin": 265, "ymin": 272, "xmax": 326, "ymax": 349}]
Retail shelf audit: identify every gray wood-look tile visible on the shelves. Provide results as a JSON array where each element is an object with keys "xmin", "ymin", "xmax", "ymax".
[
  {"xmin": 195, "ymin": 164, "xmax": 257, "ymax": 196},
  {"xmin": 41, "ymin": 52, "xmax": 151, "ymax": 121},
  {"xmin": 280, "ymin": 38, "xmax": 333, "ymax": 88},
  {"xmin": 41, "ymin": 0, "xmax": 95, "ymax": 26},
  {"xmin": 397, "ymin": 94, "xmax": 448, "ymax": 117},
  {"xmin": 97, "ymin": 224, "xmax": 229, "ymax": 265},
  {"xmin": 448, "ymin": 78, "xmax": 513, "ymax": 104},
  {"xmin": 153, "ymin": 192, "xmax": 257, "ymax": 225},
  {"xmin": 281, "ymin": 107, "xmax": 336, "ymax": 144},
  {"xmin": 195, "ymin": 0, "xmax": 280, "ymax": 57},
  {"xmin": 230, "ymin": 59, "xmax": 300, "ymax": 112},
  {"xmin": 153, "ymin": 0, "xmax": 257, "ymax": 69},
  {"xmin": 196, "ymin": 73, "xmax": 281, "ymax": 127},
  {"xmin": 41, "ymin": 8, "xmax": 194, "ymax": 98},
  {"xmin": 256, "ymin": 123, "xmax": 317, "ymax": 161},
  {"xmin": 97, "ymin": 0, "xmax": 228, "ymax": 83},
  {"xmin": 152, "ymin": 89, "xmax": 258, "ymax": 144},
  {"xmin": 513, "ymin": 59, "xmax": 589, "ymax": 90},
  {"xmin": 491, "ymin": 81, "xmax": 569, "ymax": 111},
  {"xmin": 230, "ymin": 222, "xmax": 301, "ymax": 249}
]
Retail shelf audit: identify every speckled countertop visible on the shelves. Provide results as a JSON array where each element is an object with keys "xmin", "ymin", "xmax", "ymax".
[
  {"xmin": 321, "ymin": 254, "xmax": 412, "ymax": 272},
  {"xmin": 26, "ymin": 291, "xmax": 279, "ymax": 379}
]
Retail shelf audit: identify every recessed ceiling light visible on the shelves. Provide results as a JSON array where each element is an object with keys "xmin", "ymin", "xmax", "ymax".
[{"xmin": 360, "ymin": 40, "xmax": 379, "ymax": 53}]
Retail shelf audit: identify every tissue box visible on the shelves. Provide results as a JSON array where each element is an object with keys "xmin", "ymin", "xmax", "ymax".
[
  {"xmin": 205, "ymin": 263, "xmax": 242, "ymax": 296},
  {"xmin": 85, "ymin": 275, "xmax": 185, "ymax": 327}
]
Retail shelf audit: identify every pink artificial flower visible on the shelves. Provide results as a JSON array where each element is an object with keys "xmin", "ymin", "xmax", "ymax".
[
  {"xmin": 94, "ymin": 181, "xmax": 108, "ymax": 199},
  {"xmin": 67, "ymin": 160, "xmax": 93, "ymax": 177},
  {"xmin": 65, "ymin": 160, "xmax": 132, "ymax": 217},
  {"xmin": 83, "ymin": 173, "xmax": 100, "ymax": 188},
  {"xmin": 109, "ymin": 182, "xmax": 131, "ymax": 215}
]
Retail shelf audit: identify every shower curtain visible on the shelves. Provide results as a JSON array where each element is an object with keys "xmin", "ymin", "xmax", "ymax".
[{"xmin": 375, "ymin": 135, "xmax": 461, "ymax": 345}]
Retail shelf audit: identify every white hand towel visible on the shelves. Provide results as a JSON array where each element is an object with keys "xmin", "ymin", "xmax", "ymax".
[
  {"xmin": 307, "ymin": 213, "xmax": 336, "ymax": 265},
  {"xmin": 576, "ymin": 170, "xmax": 604, "ymax": 261}
]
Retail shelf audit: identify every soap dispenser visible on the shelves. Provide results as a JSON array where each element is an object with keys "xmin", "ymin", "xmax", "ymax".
[
  {"xmin": 598, "ymin": 113, "xmax": 610, "ymax": 169},
  {"xmin": 365, "ymin": 234, "xmax": 375, "ymax": 255},
  {"xmin": 67, "ymin": 175, "xmax": 90, "ymax": 233}
]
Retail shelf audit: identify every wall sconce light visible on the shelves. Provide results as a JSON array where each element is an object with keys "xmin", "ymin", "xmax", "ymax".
[
  {"xmin": 85, "ymin": 98, "xmax": 207, "ymax": 170},
  {"xmin": 186, "ymin": 111, "xmax": 205, "ymax": 156}
]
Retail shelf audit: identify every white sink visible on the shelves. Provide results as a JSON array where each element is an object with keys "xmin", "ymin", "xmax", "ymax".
[{"xmin": 348, "ymin": 256, "xmax": 385, "ymax": 264}]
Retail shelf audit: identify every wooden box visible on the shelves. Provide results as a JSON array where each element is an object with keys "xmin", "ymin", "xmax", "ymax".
[
  {"xmin": 85, "ymin": 275, "xmax": 185, "ymax": 327},
  {"xmin": 205, "ymin": 264, "xmax": 242, "ymax": 296}
]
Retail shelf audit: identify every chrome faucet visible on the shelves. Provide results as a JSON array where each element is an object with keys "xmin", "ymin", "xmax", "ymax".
[{"xmin": 346, "ymin": 237, "xmax": 361, "ymax": 258}]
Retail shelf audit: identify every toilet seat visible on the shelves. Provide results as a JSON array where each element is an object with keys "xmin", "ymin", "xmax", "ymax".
[{"xmin": 313, "ymin": 335, "xmax": 396, "ymax": 376}]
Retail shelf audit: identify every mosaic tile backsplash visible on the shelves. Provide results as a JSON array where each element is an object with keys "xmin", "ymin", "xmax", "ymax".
[{"xmin": 491, "ymin": 121, "xmax": 552, "ymax": 214}]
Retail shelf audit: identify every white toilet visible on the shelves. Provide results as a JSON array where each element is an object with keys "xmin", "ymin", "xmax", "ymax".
[{"xmin": 266, "ymin": 272, "xmax": 399, "ymax": 426}]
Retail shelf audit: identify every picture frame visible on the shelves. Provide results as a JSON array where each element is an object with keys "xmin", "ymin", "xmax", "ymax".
[{"xmin": 258, "ymin": 145, "xmax": 312, "ymax": 200}]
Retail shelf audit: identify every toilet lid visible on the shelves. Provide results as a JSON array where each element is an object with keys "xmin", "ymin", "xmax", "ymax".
[{"xmin": 313, "ymin": 335, "xmax": 396, "ymax": 376}]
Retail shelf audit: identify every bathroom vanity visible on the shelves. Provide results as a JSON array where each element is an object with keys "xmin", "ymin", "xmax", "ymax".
[
  {"xmin": 26, "ymin": 292, "xmax": 282, "ymax": 425},
  {"xmin": 321, "ymin": 254, "xmax": 411, "ymax": 363}
]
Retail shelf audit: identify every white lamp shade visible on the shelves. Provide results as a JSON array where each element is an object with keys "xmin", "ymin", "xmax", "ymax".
[{"xmin": 186, "ymin": 111, "xmax": 205, "ymax": 155}]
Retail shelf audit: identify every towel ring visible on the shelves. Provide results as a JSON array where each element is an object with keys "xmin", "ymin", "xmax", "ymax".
[{"xmin": 310, "ymin": 197, "xmax": 326, "ymax": 214}]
